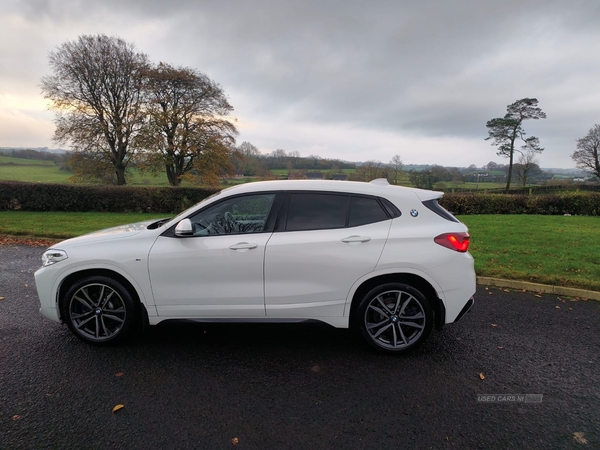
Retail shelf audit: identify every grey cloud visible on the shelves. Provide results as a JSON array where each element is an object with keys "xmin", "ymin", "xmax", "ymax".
[{"xmin": 5, "ymin": 0, "xmax": 600, "ymax": 167}]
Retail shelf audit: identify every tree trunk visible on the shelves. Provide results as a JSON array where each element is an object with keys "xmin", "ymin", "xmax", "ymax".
[
  {"xmin": 505, "ymin": 135, "xmax": 517, "ymax": 193},
  {"xmin": 115, "ymin": 165, "xmax": 127, "ymax": 186},
  {"xmin": 505, "ymin": 157, "xmax": 513, "ymax": 193},
  {"xmin": 166, "ymin": 165, "xmax": 181, "ymax": 186}
]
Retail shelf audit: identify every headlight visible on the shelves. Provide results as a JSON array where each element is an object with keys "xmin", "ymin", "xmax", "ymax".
[{"xmin": 42, "ymin": 249, "xmax": 68, "ymax": 267}]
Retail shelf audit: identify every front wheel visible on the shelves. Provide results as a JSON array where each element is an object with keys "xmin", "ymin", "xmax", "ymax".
[
  {"xmin": 358, "ymin": 283, "xmax": 433, "ymax": 354},
  {"xmin": 61, "ymin": 276, "xmax": 136, "ymax": 345}
]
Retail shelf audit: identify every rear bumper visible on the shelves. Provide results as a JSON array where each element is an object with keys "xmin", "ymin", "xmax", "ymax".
[{"xmin": 454, "ymin": 297, "xmax": 474, "ymax": 322}]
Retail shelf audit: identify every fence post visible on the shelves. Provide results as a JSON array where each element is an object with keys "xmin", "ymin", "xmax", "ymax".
[{"xmin": 529, "ymin": 188, "xmax": 532, "ymax": 196}]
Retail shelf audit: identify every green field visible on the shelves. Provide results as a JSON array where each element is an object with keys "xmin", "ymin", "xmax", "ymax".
[
  {"xmin": 270, "ymin": 168, "xmax": 357, "ymax": 175},
  {"xmin": 0, "ymin": 155, "xmax": 197, "ymax": 186},
  {"xmin": 0, "ymin": 155, "xmax": 510, "ymax": 189},
  {"xmin": 0, "ymin": 211, "xmax": 168, "ymax": 239},
  {"xmin": 0, "ymin": 156, "xmax": 71, "ymax": 183},
  {"xmin": 0, "ymin": 211, "xmax": 598, "ymax": 291},
  {"xmin": 458, "ymin": 182, "xmax": 507, "ymax": 190},
  {"xmin": 0, "ymin": 155, "xmax": 260, "ymax": 186},
  {"xmin": 459, "ymin": 215, "xmax": 600, "ymax": 291}
]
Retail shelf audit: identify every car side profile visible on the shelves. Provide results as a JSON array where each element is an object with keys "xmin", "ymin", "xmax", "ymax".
[{"xmin": 35, "ymin": 179, "xmax": 475, "ymax": 354}]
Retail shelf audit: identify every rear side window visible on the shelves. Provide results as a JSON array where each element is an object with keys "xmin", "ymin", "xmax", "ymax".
[
  {"xmin": 284, "ymin": 192, "xmax": 392, "ymax": 231},
  {"xmin": 349, "ymin": 196, "xmax": 389, "ymax": 227},
  {"xmin": 286, "ymin": 193, "xmax": 349, "ymax": 231}
]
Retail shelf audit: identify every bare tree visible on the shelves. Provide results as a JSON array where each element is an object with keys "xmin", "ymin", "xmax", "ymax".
[
  {"xmin": 238, "ymin": 141, "xmax": 261, "ymax": 157},
  {"xmin": 485, "ymin": 98, "xmax": 546, "ymax": 192},
  {"xmin": 514, "ymin": 148, "xmax": 542, "ymax": 186},
  {"xmin": 572, "ymin": 124, "xmax": 600, "ymax": 180},
  {"xmin": 408, "ymin": 170, "xmax": 434, "ymax": 190},
  {"xmin": 352, "ymin": 160, "xmax": 388, "ymax": 182},
  {"xmin": 41, "ymin": 34, "xmax": 149, "ymax": 185},
  {"xmin": 271, "ymin": 149, "xmax": 287, "ymax": 159},
  {"xmin": 138, "ymin": 63, "xmax": 238, "ymax": 186},
  {"xmin": 389, "ymin": 154, "xmax": 403, "ymax": 185}
]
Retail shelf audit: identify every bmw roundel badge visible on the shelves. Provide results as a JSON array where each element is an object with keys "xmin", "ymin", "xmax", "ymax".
[{"xmin": 410, "ymin": 209, "xmax": 419, "ymax": 217}]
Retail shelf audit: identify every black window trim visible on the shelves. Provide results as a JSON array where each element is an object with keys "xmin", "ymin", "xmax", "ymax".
[
  {"xmin": 422, "ymin": 198, "xmax": 459, "ymax": 223},
  {"xmin": 379, "ymin": 197, "xmax": 402, "ymax": 218}
]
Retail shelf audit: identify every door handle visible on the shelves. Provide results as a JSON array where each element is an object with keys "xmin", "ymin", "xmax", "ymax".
[
  {"xmin": 341, "ymin": 235, "xmax": 371, "ymax": 244},
  {"xmin": 229, "ymin": 242, "xmax": 258, "ymax": 251}
]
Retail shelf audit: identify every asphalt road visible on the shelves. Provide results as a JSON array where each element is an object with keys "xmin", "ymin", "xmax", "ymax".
[{"xmin": 1, "ymin": 244, "xmax": 599, "ymax": 450}]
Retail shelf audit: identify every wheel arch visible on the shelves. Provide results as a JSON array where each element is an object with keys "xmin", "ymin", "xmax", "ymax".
[
  {"xmin": 348, "ymin": 273, "xmax": 446, "ymax": 331},
  {"xmin": 57, "ymin": 268, "xmax": 149, "ymax": 329}
]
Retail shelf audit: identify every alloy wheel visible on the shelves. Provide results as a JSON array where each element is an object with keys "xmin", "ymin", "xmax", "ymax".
[
  {"xmin": 364, "ymin": 289, "xmax": 426, "ymax": 350},
  {"xmin": 68, "ymin": 283, "xmax": 127, "ymax": 342}
]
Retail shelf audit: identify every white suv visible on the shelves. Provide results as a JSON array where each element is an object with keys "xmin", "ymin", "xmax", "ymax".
[{"xmin": 35, "ymin": 179, "xmax": 475, "ymax": 354}]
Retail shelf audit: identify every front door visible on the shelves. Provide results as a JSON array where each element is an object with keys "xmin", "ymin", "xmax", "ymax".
[{"xmin": 148, "ymin": 193, "xmax": 277, "ymax": 317}]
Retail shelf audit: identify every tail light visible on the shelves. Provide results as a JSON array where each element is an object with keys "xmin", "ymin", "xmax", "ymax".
[{"xmin": 434, "ymin": 232, "xmax": 470, "ymax": 252}]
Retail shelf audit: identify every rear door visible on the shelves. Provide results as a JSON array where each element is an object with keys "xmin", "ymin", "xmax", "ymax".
[{"xmin": 264, "ymin": 192, "xmax": 392, "ymax": 319}]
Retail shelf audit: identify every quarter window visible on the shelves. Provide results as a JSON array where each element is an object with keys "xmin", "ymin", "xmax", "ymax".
[{"xmin": 349, "ymin": 196, "xmax": 390, "ymax": 227}]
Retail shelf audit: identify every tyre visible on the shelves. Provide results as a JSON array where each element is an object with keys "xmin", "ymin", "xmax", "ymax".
[
  {"xmin": 61, "ymin": 276, "xmax": 136, "ymax": 345},
  {"xmin": 358, "ymin": 282, "xmax": 433, "ymax": 354}
]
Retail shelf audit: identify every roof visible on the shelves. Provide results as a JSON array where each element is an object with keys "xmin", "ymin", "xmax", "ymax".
[{"xmin": 222, "ymin": 179, "xmax": 442, "ymax": 202}]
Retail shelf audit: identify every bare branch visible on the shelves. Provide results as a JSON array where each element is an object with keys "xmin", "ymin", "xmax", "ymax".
[
  {"xmin": 41, "ymin": 34, "xmax": 149, "ymax": 185},
  {"xmin": 572, "ymin": 124, "xmax": 600, "ymax": 179},
  {"xmin": 137, "ymin": 63, "xmax": 238, "ymax": 186}
]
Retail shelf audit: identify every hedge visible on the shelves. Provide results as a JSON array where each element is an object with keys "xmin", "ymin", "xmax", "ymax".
[
  {"xmin": 440, "ymin": 192, "xmax": 600, "ymax": 216},
  {"xmin": 2, "ymin": 181, "xmax": 599, "ymax": 216},
  {"xmin": 0, "ymin": 181, "xmax": 220, "ymax": 213}
]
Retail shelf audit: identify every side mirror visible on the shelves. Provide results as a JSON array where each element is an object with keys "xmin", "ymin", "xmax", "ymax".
[{"xmin": 174, "ymin": 218, "xmax": 193, "ymax": 237}]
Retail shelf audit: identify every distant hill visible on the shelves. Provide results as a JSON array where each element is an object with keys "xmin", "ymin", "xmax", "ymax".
[
  {"xmin": 541, "ymin": 168, "xmax": 585, "ymax": 175},
  {"xmin": 0, "ymin": 147, "xmax": 69, "ymax": 155}
]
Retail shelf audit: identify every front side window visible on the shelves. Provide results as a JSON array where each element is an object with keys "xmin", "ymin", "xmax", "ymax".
[{"xmin": 189, "ymin": 194, "xmax": 276, "ymax": 236}]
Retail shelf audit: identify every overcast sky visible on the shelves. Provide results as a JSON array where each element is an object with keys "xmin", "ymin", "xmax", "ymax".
[{"xmin": 2, "ymin": 0, "xmax": 599, "ymax": 168}]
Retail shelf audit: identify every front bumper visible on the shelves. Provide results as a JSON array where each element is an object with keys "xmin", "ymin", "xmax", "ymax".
[{"xmin": 35, "ymin": 265, "xmax": 62, "ymax": 323}]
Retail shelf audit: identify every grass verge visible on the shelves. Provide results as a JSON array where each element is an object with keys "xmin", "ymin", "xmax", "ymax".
[
  {"xmin": 0, "ymin": 211, "xmax": 168, "ymax": 240},
  {"xmin": 0, "ymin": 212, "xmax": 598, "ymax": 291},
  {"xmin": 459, "ymin": 215, "xmax": 600, "ymax": 291}
]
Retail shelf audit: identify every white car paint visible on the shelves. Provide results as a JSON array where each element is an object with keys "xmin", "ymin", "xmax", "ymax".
[
  {"xmin": 264, "ymin": 220, "xmax": 391, "ymax": 319},
  {"xmin": 34, "ymin": 179, "xmax": 476, "ymax": 349}
]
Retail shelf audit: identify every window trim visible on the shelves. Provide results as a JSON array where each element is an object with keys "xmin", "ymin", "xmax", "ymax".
[{"xmin": 422, "ymin": 199, "xmax": 458, "ymax": 223}]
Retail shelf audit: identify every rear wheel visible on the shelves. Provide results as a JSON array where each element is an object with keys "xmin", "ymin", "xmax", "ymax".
[
  {"xmin": 61, "ymin": 276, "xmax": 136, "ymax": 345},
  {"xmin": 358, "ymin": 283, "xmax": 433, "ymax": 354}
]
